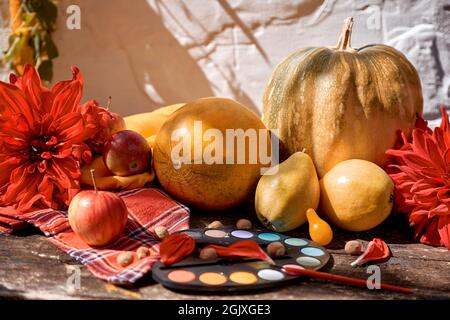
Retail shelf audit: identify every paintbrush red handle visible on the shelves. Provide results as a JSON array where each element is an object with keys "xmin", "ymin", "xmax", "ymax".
[{"xmin": 282, "ymin": 265, "xmax": 414, "ymax": 295}]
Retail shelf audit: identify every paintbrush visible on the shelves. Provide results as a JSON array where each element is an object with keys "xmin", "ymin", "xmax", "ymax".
[{"xmin": 278, "ymin": 264, "xmax": 414, "ymax": 294}]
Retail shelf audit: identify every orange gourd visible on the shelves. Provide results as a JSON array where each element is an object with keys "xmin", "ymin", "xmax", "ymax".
[{"xmin": 306, "ymin": 208, "xmax": 333, "ymax": 246}]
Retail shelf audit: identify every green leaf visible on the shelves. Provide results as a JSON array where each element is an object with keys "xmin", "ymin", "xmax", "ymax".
[
  {"xmin": 25, "ymin": 0, "xmax": 42, "ymax": 12},
  {"xmin": 7, "ymin": 34, "xmax": 18, "ymax": 47},
  {"xmin": 33, "ymin": 33, "xmax": 41, "ymax": 61},
  {"xmin": 23, "ymin": 12, "xmax": 37, "ymax": 26},
  {"xmin": 37, "ymin": 59, "xmax": 53, "ymax": 82},
  {"xmin": 43, "ymin": 33, "xmax": 58, "ymax": 59},
  {"xmin": 2, "ymin": 36, "xmax": 25, "ymax": 63},
  {"xmin": 33, "ymin": 0, "xmax": 58, "ymax": 31}
]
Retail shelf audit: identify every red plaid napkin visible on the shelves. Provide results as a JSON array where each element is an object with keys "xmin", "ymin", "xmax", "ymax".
[{"xmin": 0, "ymin": 188, "xmax": 190, "ymax": 285}]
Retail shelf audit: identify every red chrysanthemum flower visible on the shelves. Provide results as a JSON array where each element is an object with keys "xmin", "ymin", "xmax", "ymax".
[
  {"xmin": 386, "ymin": 107, "xmax": 450, "ymax": 249},
  {"xmin": 0, "ymin": 65, "xmax": 93, "ymax": 212}
]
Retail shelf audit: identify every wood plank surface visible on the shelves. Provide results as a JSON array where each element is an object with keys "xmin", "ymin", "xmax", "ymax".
[{"xmin": 1, "ymin": 207, "xmax": 449, "ymax": 300}]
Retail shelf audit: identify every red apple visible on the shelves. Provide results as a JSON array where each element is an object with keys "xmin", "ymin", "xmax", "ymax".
[
  {"xmin": 68, "ymin": 170, "xmax": 128, "ymax": 246},
  {"xmin": 103, "ymin": 130, "xmax": 152, "ymax": 176}
]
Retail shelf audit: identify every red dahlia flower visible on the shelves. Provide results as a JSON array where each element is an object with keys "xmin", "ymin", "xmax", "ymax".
[
  {"xmin": 386, "ymin": 107, "xmax": 450, "ymax": 249},
  {"xmin": 0, "ymin": 65, "xmax": 93, "ymax": 212}
]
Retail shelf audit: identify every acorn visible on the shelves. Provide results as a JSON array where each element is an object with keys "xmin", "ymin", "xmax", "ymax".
[
  {"xmin": 154, "ymin": 226, "xmax": 169, "ymax": 240},
  {"xmin": 345, "ymin": 240, "xmax": 363, "ymax": 255},
  {"xmin": 136, "ymin": 246, "xmax": 150, "ymax": 259},
  {"xmin": 207, "ymin": 220, "xmax": 223, "ymax": 229},
  {"xmin": 236, "ymin": 219, "xmax": 252, "ymax": 230},
  {"xmin": 267, "ymin": 241, "xmax": 286, "ymax": 257},
  {"xmin": 199, "ymin": 247, "xmax": 218, "ymax": 260},
  {"xmin": 117, "ymin": 252, "xmax": 134, "ymax": 267}
]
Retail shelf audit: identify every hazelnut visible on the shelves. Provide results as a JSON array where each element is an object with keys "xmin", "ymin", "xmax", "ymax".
[
  {"xmin": 154, "ymin": 226, "xmax": 169, "ymax": 240},
  {"xmin": 345, "ymin": 240, "xmax": 363, "ymax": 255},
  {"xmin": 267, "ymin": 241, "xmax": 286, "ymax": 257},
  {"xmin": 117, "ymin": 252, "xmax": 134, "ymax": 267},
  {"xmin": 136, "ymin": 246, "xmax": 150, "ymax": 259},
  {"xmin": 199, "ymin": 247, "xmax": 218, "ymax": 260},
  {"xmin": 207, "ymin": 220, "xmax": 223, "ymax": 229},
  {"xmin": 236, "ymin": 219, "xmax": 252, "ymax": 230}
]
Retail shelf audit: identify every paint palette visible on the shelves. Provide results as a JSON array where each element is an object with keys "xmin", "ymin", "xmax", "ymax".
[{"xmin": 152, "ymin": 228, "xmax": 330, "ymax": 292}]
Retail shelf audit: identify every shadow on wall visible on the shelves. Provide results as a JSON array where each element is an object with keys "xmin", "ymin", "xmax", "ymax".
[
  {"xmin": 53, "ymin": 0, "xmax": 216, "ymax": 115},
  {"xmin": 51, "ymin": 0, "xmax": 271, "ymax": 115},
  {"xmin": 150, "ymin": 0, "xmax": 261, "ymax": 113}
]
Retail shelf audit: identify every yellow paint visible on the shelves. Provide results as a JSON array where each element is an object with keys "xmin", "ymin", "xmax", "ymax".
[
  {"xmin": 229, "ymin": 272, "xmax": 258, "ymax": 285},
  {"xmin": 198, "ymin": 272, "xmax": 227, "ymax": 285}
]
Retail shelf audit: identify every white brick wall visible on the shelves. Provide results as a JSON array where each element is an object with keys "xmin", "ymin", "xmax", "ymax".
[{"xmin": 1, "ymin": 0, "xmax": 449, "ymax": 119}]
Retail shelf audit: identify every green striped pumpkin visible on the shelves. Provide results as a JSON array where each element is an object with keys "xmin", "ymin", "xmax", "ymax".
[{"xmin": 262, "ymin": 17, "xmax": 423, "ymax": 177}]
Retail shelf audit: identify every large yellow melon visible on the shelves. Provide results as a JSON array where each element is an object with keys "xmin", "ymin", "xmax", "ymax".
[{"xmin": 154, "ymin": 97, "xmax": 271, "ymax": 210}]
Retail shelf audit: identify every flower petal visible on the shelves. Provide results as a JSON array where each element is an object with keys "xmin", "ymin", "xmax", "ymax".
[
  {"xmin": 51, "ymin": 66, "xmax": 83, "ymax": 96},
  {"xmin": 52, "ymin": 112, "xmax": 86, "ymax": 143},
  {"xmin": 51, "ymin": 67, "xmax": 83, "ymax": 119},
  {"xmin": 21, "ymin": 64, "xmax": 44, "ymax": 112},
  {"xmin": 428, "ymin": 203, "xmax": 449, "ymax": 217},
  {"xmin": 2, "ymin": 163, "xmax": 45, "ymax": 211},
  {"xmin": 51, "ymin": 82, "xmax": 83, "ymax": 119},
  {"xmin": 440, "ymin": 106, "xmax": 449, "ymax": 132},
  {"xmin": 0, "ymin": 80, "xmax": 36, "ymax": 125},
  {"xmin": 420, "ymin": 218, "xmax": 442, "ymax": 247},
  {"xmin": 438, "ymin": 215, "xmax": 450, "ymax": 249},
  {"xmin": 0, "ymin": 156, "xmax": 24, "ymax": 187}
]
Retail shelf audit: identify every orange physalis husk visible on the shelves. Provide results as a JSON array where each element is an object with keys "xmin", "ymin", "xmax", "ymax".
[
  {"xmin": 160, "ymin": 233, "xmax": 195, "ymax": 265},
  {"xmin": 205, "ymin": 240, "xmax": 274, "ymax": 265},
  {"xmin": 351, "ymin": 238, "xmax": 391, "ymax": 267}
]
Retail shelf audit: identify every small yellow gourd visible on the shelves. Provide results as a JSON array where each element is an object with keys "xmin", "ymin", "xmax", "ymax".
[{"xmin": 306, "ymin": 208, "xmax": 333, "ymax": 246}]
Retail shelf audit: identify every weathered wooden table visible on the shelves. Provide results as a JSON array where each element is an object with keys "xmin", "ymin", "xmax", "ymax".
[{"xmin": 1, "ymin": 207, "xmax": 449, "ymax": 300}]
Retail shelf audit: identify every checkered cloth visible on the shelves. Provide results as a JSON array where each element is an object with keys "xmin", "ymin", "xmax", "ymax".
[{"xmin": 0, "ymin": 188, "xmax": 190, "ymax": 285}]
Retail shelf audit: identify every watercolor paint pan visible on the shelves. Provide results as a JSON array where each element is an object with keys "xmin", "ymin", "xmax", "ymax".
[{"xmin": 152, "ymin": 228, "xmax": 331, "ymax": 292}]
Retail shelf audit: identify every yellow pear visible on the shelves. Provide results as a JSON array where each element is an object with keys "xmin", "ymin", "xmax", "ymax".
[
  {"xmin": 319, "ymin": 159, "xmax": 394, "ymax": 232},
  {"xmin": 255, "ymin": 151, "xmax": 320, "ymax": 232}
]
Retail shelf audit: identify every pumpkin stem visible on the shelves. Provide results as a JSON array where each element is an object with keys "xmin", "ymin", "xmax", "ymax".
[
  {"xmin": 106, "ymin": 96, "xmax": 112, "ymax": 110},
  {"xmin": 335, "ymin": 17, "xmax": 355, "ymax": 52},
  {"xmin": 90, "ymin": 169, "xmax": 98, "ymax": 194}
]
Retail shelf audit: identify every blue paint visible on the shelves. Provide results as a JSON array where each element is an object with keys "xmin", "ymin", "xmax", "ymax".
[
  {"xmin": 284, "ymin": 238, "xmax": 308, "ymax": 246},
  {"xmin": 301, "ymin": 247, "xmax": 325, "ymax": 257},
  {"xmin": 296, "ymin": 256, "xmax": 321, "ymax": 267},
  {"xmin": 231, "ymin": 230, "xmax": 254, "ymax": 239},
  {"xmin": 258, "ymin": 232, "xmax": 281, "ymax": 241}
]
